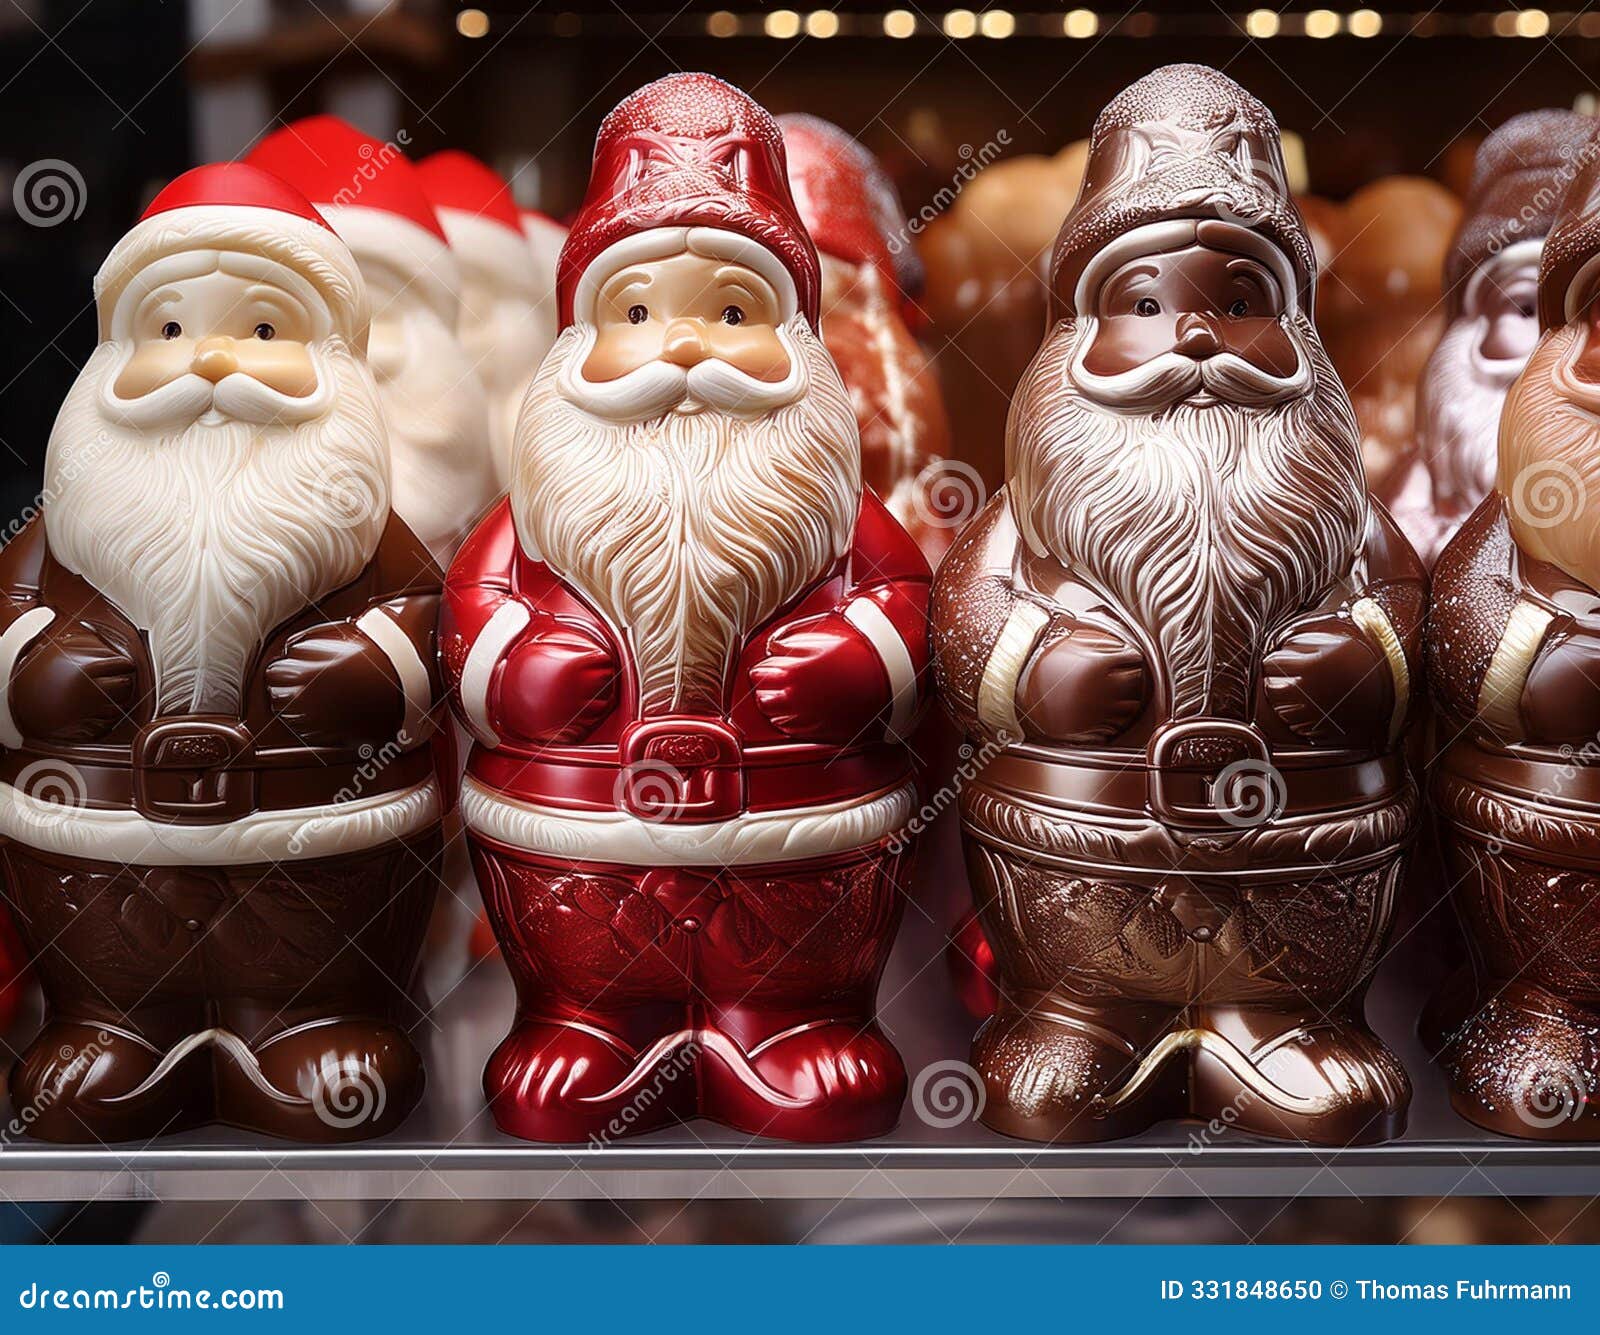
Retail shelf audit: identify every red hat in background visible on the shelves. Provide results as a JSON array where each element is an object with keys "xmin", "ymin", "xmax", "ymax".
[
  {"xmin": 779, "ymin": 113, "xmax": 921, "ymax": 310},
  {"xmin": 416, "ymin": 149, "xmax": 538, "ymax": 298},
  {"xmin": 95, "ymin": 162, "xmax": 366, "ymax": 345},
  {"xmin": 249, "ymin": 116, "xmax": 459, "ymax": 322},
  {"xmin": 556, "ymin": 72, "xmax": 820, "ymax": 330}
]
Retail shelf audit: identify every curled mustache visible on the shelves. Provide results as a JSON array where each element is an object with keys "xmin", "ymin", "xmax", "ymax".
[
  {"xmin": 554, "ymin": 321, "xmax": 811, "ymax": 422},
  {"xmin": 1065, "ymin": 316, "xmax": 1315, "ymax": 413},
  {"xmin": 96, "ymin": 352, "xmax": 339, "ymax": 431}
]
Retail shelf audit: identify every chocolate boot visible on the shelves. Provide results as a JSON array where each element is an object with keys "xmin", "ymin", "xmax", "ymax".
[
  {"xmin": 700, "ymin": 1007, "xmax": 906, "ymax": 1142},
  {"xmin": 10, "ymin": 1019, "xmax": 210, "ymax": 1144},
  {"xmin": 1443, "ymin": 982, "xmax": 1600, "ymax": 1140},
  {"xmin": 214, "ymin": 1018, "xmax": 424, "ymax": 1142},
  {"xmin": 485, "ymin": 1013, "xmax": 695, "ymax": 1144},
  {"xmin": 974, "ymin": 993, "xmax": 1181, "ymax": 1143},
  {"xmin": 1194, "ymin": 1006, "xmax": 1409, "ymax": 1145}
]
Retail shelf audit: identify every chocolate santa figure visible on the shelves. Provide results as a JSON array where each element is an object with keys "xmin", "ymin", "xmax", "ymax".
[
  {"xmin": 249, "ymin": 116, "xmax": 498, "ymax": 567},
  {"xmin": 780, "ymin": 114, "xmax": 957, "ymax": 565},
  {"xmin": 417, "ymin": 151, "xmax": 554, "ymax": 489},
  {"xmin": 0, "ymin": 165, "xmax": 445, "ymax": 1142},
  {"xmin": 1429, "ymin": 131, "xmax": 1600, "ymax": 1138},
  {"xmin": 1392, "ymin": 111, "xmax": 1594, "ymax": 568},
  {"xmin": 932, "ymin": 67, "xmax": 1424, "ymax": 1145},
  {"xmin": 442, "ymin": 74, "xmax": 932, "ymax": 1143}
]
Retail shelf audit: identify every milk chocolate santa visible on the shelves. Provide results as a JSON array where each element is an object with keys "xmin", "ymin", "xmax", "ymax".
[
  {"xmin": 248, "ymin": 117, "xmax": 498, "ymax": 568},
  {"xmin": 0, "ymin": 165, "xmax": 445, "ymax": 1142},
  {"xmin": 417, "ymin": 151, "xmax": 554, "ymax": 489},
  {"xmin": 1391, "ymin": 111, "xmax": 1593, "ymax": 568},
  {"xmin": 441, "ymin": 74, "xmax": 932, "ymax": 1143},
  {"xmin": 779, "ymin": 114, "xmax": 957, "ymax": 565},
  {"xmin": 932, "ymin": 66, "xmax": 1424, "ymax": 1145},
  {"xmin": 1429, "ymin": 128, "xmax": 1600, "ymax": 1138}
]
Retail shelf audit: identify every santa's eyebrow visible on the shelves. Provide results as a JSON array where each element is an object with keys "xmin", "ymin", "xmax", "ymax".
[
  {"xmin": 713, "ymin": 265, "xmax": 774, "ymax": 299},
  {"xmin": 1102, "ymin": 262, "xmax": 1161, "ymax": 296},
  {"xmin": 603, "ymin": 268, "xmax": 655, "ymax": 297},
  {"xmin": 1223, "ymin": 257, "xmax": 1279, "ymax": 296}
]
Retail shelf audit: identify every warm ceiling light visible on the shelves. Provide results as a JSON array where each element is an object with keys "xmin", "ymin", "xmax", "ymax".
[
  {"xmin": 944, "ymin": 8, "xmax": 978, "ymax": 36},
  {"xmin": 805, "ymin": 10, "xmax": 840, "ymax": 36},
  {"xmin": 1579, "ymin": 10, "xmax": 1600, "ymax": 33},
  {"xmin": 1063, "ymin": 8, "xmax": 1098, "ymax": 36},
  {"xmin": 765, "ymin": 9, "xmax": 800, "ymax": 36},
  {"xmin": 1244, "ymin": 8, "xmax": 1279, "ymax": 36},
  {"xmin": 1348, "ymin": 7, "xmax": 1382, "ymax": 36},
  {"xmin": 1304, "ymin": 8, "xmax": 1340, "ymax": 36},
  {"xmin": 1516, "ymin": 7, "xmax": 1550, "ymax": 35},
  {"xmin": 884, "ymin": 8, "xmax": 916, "ymax": 36},
  {"xmin": 706, "ymin": 10, "xmax": 738, "ymax": 36},
  {"xmin": 455, "ymin": 8, "xmax": 489, "ymax": 38},
  {"xmin": 980, "ymin": 9, "xmax": 1015, "ymax": 36}
]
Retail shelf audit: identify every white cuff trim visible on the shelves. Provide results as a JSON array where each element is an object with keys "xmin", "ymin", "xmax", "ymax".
[
  {"xmin": 1478, "ymin": 599, "xmax": 1556, "ymax": 738},
  {"xmin": 977, "ymin": 602, "xmax": 1051, "ymax": 739},
  {"xmin": 460, "ymin": 599, "xmax": 530, "ymax": 747},
  {"xmin": 1349, "ymin": 597, "xmax": 1409, "ymax": 743},
  {"xmin": 0, "ymin": 607, "xmax": 55, "ymax": 749},
  {"xmin": 355, "ymin": 607, "xmax": 431, "ymax": 747},
  {"xmin": 843, "ymin": 597, "xmax": 918, "ymax": 740}
]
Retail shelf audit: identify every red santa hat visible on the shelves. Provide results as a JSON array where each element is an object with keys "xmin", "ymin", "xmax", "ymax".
[
  {"xmin": 415, "ymin": 150, "xmax": 539, "ymax": 300},
  {"xmin": 95, "ymin": 162, "xmax": 366, "ymax": 346},
  {"xmin": 556, "ymin": 73, "xmax": 820, "ymax": 330},
  {"xmin": 778, "ymin": 113, "xmax": 920, "ymax": 308},
  {"xmin": 246, "ymin": 115, "xmax": 460, "ymax": 326},
  {"xmin": 1049, "ymin": 64, "xmax": 1316, "ymax": 322}
]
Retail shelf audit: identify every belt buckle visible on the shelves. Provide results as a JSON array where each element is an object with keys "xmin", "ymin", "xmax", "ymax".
[
  {"xmin": 618, "ymin": 717, "xmax": 744, "ymax": 823},
  {"xmin": 1146, "ymin": 719, "xmax": 1281, "ymax": 831},
  {"xmin": 132, "ymin": 718, "xmax": 256, "ymax": 825}
]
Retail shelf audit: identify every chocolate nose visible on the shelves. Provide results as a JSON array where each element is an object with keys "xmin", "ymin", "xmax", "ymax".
[
  {"xmin": 1175, "ymin": 313, "xmax": 1222, "ymax": 359},
  {"xmin": 661, "ymin": 319, "xmax": 709, "ymax": 368},
  {"xmin": 191, "ymin": 338, "xmax": 238, "ymax": 383}
]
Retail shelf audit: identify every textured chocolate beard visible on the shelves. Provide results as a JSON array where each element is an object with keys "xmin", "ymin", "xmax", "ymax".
[
  {"xmin": 1501, "ymin": 325, "xmax": 1600, "ymax": 593},
  {"xmin": 45, "ymin": 340, "xmax": 390, "ymax": 715},
  {"xmin": 1010, "ymin": 315, "xmax": 1368, "ymax": 720},
  {"xmin": 514, "ymin": 324, "xmax": 861, "ymax": 717},
  {"xmin": 1417, "ymin": 317, "xmax": 1520, "ymax": 517}
]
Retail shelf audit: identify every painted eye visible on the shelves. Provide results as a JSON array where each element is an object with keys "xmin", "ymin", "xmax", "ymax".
[
  {"xmin": 161, "ymin": 321, "xmax": 182, "ymax": 339},
  {"xmin": 1228, "ymin": 299, "xmax": 1250, "ymax": 319},
  {"xmin": 253, "ymin": 322, "xmax": 276, "ymax": 340},
  {"xmin": 1134, "ymin": 298, "xmax": 1160, "ymax": 317},
  {"xmin": 721, "ymin": 305, "xmax": 745, "ymax": 326},
  {"xmin": 627, "ymin": 304, "xmax": 649, "ymax": 325}
]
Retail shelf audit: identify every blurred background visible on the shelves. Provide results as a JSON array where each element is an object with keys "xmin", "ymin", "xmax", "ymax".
[{"xmin": 1, "ymin": 0, "xmax": 1598, "ymax": 1244}]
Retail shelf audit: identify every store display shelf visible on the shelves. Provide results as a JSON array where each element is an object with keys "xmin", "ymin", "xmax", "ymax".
[{"xmin": 1, "ymin": 898, "xmax": 1593, "ymax": 1203}]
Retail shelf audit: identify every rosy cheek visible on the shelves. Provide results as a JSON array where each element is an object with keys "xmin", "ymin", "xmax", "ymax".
[
  {"xmin": 113, "ymin": 343, "xmax": 190, "ymax": 397},
  {"xmin": 233, "ymin": 343, "xmax": 318, "ymax": 397},
  {"xmin": 719, "ymin": 330, "xmax": 790, "ymax": 382},
  {"xmin": 581, "ymin": 326, "xmax": 658, "ymax": 382}
]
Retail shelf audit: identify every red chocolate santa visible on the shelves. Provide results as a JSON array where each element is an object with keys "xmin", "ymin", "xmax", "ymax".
[
  {"xmin": 248, "ymin": 116, "xmax": 498, "ymax": 568},
  {"xmin": 779, "ymin": 113, "xmax": 958, "ymax": 566},
  {"xmin": 0, "ymin": 165, "xmax": 446, "ymax": 1142},
  {"xmin": 442, "ymin": 74, "xmax": 932, "ymax": 1143}
]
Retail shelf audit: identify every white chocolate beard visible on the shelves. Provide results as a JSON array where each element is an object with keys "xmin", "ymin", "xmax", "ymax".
[
  {"xmin": 375, "ymin": 304, "xmax": 497, "ymax": 566},
  {"xmin": 1417, "ymin": 316, "xmax": 1522, "ymax": 517},
  {"xmin": 514, "ymin": 323, "xmax": 861, "ymax": 716},
  {"xmin": 45, "ymin": 341, "xmax": 390, "ymax": 715},
  {"xmin": 1012, "ymin": 318, "xmax": 1367, "ymax": 720}
]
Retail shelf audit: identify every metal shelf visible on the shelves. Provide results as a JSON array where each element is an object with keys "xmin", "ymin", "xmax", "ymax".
[{"xmin": 0, "ymin": 816, "xmax": 1588, "ymax": 1202}]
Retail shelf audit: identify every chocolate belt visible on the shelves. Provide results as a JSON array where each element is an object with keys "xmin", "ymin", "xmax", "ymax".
[
  {"xmin": 1438, "ymin": 743, "xmax": 1600, "ymax": 813},
  {"xmin": 1, "ymin": 727, "xmax": 435, "ymax": 826},
  {"xmin": 978, "ymin": 737, "xmax": 1407, "ymax": 832}
]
